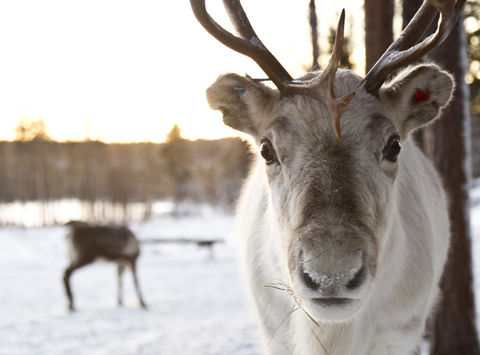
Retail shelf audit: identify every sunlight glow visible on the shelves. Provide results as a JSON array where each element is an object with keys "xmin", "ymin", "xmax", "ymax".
[{"xmin": 0, "ymin": 0, "xmax": 365, "ymax": 143}]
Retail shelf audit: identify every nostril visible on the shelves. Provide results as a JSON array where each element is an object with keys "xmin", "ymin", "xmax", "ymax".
[
  {"xmin": 346, "ymin": 265, "xmax": 366, "ymax": 290},
  {"xmin": 301, "ymin": 270, "xmax": 321, "ymax": 290}
]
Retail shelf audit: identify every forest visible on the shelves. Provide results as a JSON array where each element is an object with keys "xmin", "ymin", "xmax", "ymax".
[{"xmin": 0, "ymin": 125, "xmax": 251, "ymax": 224}]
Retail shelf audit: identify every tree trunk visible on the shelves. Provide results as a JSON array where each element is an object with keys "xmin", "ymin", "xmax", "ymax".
[
  {"xmin": 364, "ymin": 0, "xmax": 394, "ymax": 72},
  {"xmin": 423, "ymin": 13, "xmax": 480, "ymax": 355},
  {"xmin": 402, "ymin": 0, "xmax": 423, "ymax": 29},
  {"xmin": 401, "ymin": 1, "xmax": 479, "ymax": 351},
  {"xmin": 309, "ymin": 0, "xmax": 320, "ymax": 70}
]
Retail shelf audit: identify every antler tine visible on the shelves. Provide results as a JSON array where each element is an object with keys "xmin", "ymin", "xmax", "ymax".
[
  {"xmin": 322, "ymin": 8, "xmax": 346, "ymax": 93},
  {"xmin": 191, "ymin": 2, "xmax": 356, "ymax": 140},
  {"xmin": 287, "ymin": 10, "xmax": 356, "ymax": 140},
  {"xmin": 364, "ymin": 0, "xmax": 466, "ymax": 94},
  {"xmin": 222, "ymin": 0, "xmax": 254, "ymax": 40},
  {"xmin": 321, "ymin": 10, "xmax": 356, "ymax": 140},
  {"xmin": 190, "ymin": 0, "xmax": 293, "ymax": 92}
]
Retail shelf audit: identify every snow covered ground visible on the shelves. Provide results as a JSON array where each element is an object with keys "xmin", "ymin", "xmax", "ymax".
[
  {"xmin": 1, "ymin": 182, "xmax": 480, "ymax": 355},
  {"xmin": 0, "ymin": 208, "xmax": 260, "ymax": 355},
  {"xmin": 471, "ymin": 178, "xmax": 480, "ymax": 331}
]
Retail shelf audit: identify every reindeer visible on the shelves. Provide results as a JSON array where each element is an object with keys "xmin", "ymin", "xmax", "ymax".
[
  {"xmin": 63, "ymin": 221, "xmax": 147, "ymax": 311},
  {"xmin": 191, "ymin": 0, "xmax": 464, "ymax": 354}
]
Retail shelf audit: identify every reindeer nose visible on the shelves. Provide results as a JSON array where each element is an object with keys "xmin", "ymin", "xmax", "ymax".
[{"xmin": 300, "ymin": 250, "xmax": 366, "ymax": 293}]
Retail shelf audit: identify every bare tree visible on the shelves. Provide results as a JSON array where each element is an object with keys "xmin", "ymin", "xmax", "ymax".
[
  {"xmin": 309, "ymin": 0, "xmax": 353, "ymax": 71},
  {"xmin": 162, "ymin": 124, "xmax": 192, "ymax": 214},
  {"xmin": 365, "ymin": 0, "xmax": 394, "ymax": 72},
  {"xmin": 309, "ymin": 0, "xmax": 320, "ymax": 70},
  {"xmin": 403, "ymin": 0, "xmax": 423, "ymax": 27},
  {"xmin": 401, "ymin": 1, "xmax": 480, "ymax": 352},
  {"xmin": 426, "ymin": 12, "xmax": 480, "ymax": 355}
]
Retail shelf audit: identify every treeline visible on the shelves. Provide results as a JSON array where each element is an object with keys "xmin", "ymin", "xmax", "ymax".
[
  {"xmin": 0, "ymin": 137, "xmax": 252, "ymax": 210},
  {"xmin": 1, "ymin": 128, "xmax": 477, "ymax": 214}
]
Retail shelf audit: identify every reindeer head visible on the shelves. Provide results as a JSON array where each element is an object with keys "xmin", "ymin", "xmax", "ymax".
[{"xmin": 192, "ymin": 0, "xmax": 461, "ymax": 321}]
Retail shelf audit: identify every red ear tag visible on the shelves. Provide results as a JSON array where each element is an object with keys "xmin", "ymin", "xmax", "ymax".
[{"xmin": 413, "ymin": 88, "xmax": 429, "ymax": 102}]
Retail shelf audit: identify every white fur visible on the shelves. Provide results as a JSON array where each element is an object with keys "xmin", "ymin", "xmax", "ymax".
[{"xmin": 207, "ymin": 64, "xmax": 454, "ymax": 355}]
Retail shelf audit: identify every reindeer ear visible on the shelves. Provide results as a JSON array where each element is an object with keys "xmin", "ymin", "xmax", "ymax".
[
  {"xmin": 378, "ymin": 64, "xmax": 455, "ymax": 137},
  {"xmin": 206, "ymin": 73, "xmax": 277, "ymax": 137}
]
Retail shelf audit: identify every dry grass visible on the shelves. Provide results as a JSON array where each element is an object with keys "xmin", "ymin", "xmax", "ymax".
[{"xmin": 264, "ymin": 281, "xmax": 330, "ymax": 355}]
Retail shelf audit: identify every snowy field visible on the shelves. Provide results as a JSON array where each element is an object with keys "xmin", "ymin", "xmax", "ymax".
[
  {"xmin": 1, "ymin": 181, "xmax": 480, "ymax": 355},
  {"xmin": 0, "ymin": 208, "xmax": 260, "ymax": 355},
  {"xmin": 472, "ymin": 179, "xmax": 480, "ymax": 330}
]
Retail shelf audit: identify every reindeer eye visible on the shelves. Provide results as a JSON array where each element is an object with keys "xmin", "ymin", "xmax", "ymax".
[
  {"xmin": 260, "ymin": 138, "xmax": 278, "ymax": 165},
  {"xmin": 383, "ymin": 134, "xmax": 401, "ymax": 162}
]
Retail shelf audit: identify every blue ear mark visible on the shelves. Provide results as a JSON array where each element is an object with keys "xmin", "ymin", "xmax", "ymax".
[{"xmin": 234, "ymin": 87, "xmax": 246, "ymax": 97}]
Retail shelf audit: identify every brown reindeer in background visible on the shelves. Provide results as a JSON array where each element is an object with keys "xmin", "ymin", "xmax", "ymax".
[{"xmin": 63, "ymin": 221, "xmax": 147, "ymax": 311}]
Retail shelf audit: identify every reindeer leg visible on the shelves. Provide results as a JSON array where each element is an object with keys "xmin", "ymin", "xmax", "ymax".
[
  {"xmin": 130, "ymin": 259, "xmax": 147, "ymax": 309},
  {"xmin": 63, "ymin": 265, "xmax": 76, "ymax": 311},
  {"xmin": 117, "ymin": 263, "xmax": 126, "ymax": 307},
  {"xmin": 63, "ymin": 261, "xmax": 90, "ymax": 312}
]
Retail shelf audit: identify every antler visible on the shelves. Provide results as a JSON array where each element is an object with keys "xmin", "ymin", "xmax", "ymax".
[
  {"xmin": 190, "ymin": 0, "xmax": 293, "ymax": 93},
  {"xmin": 190, "ymin": 0, "xmax": 355, "ymax": 139},
  {"xmin": 363, "ymin": 0, "xmax": 466, "ymax": 94},
  {"xmin": 285, "ymin": 10, "xmax": 355, "ymax": 139}
]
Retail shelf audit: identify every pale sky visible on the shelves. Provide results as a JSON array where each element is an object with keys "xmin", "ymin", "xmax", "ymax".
[{"xmin": 0, "ymin": 0, "xmax": 366, "ymax": 143}]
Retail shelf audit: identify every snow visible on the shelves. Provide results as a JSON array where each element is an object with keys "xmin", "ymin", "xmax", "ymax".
[
  {"xmin": 0, "ymin": 210, "xmax": 260, "ymax": 355},
  {"xmin": 0, "ymin": 199, "xmax": 174, "ymax": 227},
  {"xmin": 1, "ymin": 181, "xmax": 480, "ymax": 355},
  {"xmin": 472, "ymin": 180, "xmax": 480, "ymax": 334}
]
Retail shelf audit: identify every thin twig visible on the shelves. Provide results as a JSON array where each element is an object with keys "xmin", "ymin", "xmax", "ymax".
[{"xmin": 265, "ymin": 281, "xmax": 330, "ymax": 355}]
